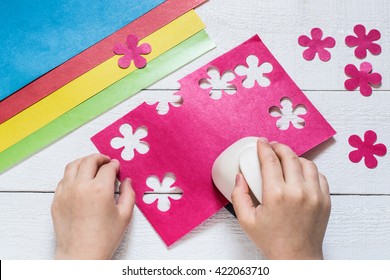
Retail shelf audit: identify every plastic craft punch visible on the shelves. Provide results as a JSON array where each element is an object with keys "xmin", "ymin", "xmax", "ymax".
[{"xmin": 212, "ymin": 137, "xmax": 262, "ymax": 206}]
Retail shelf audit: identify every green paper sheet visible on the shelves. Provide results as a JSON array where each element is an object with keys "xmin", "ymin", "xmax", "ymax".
[{"xmin": 0, "ymin": 30, "xmax": 215, "ymax": 173}]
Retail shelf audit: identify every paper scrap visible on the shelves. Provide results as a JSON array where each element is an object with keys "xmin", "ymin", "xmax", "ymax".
[
  {"xmin": 344, "ymin": 62, "xmax": 382, "ymax": 97},
  {"xmin": 345, "ymin": 24, "xmax": 382, "ymax": 59},
  {"xmin": 91, "ymin": 35, "xmax": 336, "ymax": 246},
  {"xmin": 298, "ymin": 28, "xmax": 336, "ymax": 62},
  {"xmin": 349, "ymin": 130, "xmax": 387, "ymax": 169},
  {"xmin": 113, "ymin": 35, "xmax": 152, "ymax": 69}
]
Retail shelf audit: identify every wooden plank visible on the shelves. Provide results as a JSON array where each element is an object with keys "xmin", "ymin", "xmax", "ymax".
[
  {"xmin": 0, "ymin": 0, "xmax": 389, "ymax": 262},
  {"xmin": 150, "ymin": 0, "xmax": 390, "ymax": 91},
  {"xmin": 1, "ymin": 90, "xmax": 388, "ymax": 194},
  {"xmin": 0, "ymin": 193, "xmax": 389, "ymax": 259}
]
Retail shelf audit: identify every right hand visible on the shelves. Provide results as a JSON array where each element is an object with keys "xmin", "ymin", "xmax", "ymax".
[{"xmin": 231, "ymin": 138, "xmax": 331, "ymax": 259}]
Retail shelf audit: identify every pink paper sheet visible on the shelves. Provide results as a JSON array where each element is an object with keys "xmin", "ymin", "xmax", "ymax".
[{"xmin": 91, "ymin": 35, "xmax": 336, "ymax": 246}]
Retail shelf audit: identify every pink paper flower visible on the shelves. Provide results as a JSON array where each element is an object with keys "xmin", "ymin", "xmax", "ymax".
[
  {"xmin": 298, "ymin": 28, "xmax": 336, "ymax": 62},
  {"xmin": 344, "ymin": 62, "xmax": 382, "ymax": 97},
  {"xmin": 345, "ymin": 24, "xmax": 381, "ymax": 59},
  {"xmin": 113, "ymin": 35, "xmax": 152, "ymax": 69},
  {"xmin": 349, "ymin": 130, "xmax": 387, "ymax": 169}
]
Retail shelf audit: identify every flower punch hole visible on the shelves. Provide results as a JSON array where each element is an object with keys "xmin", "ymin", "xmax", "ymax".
[
  {"xmin": 199, "ymin": 67, "xmax": 237, "ymax": 100},
  {"xmin": 234, "ymin": 55, "xmax": 273, "ymax": 88},
  {"xmin": 344, "ymin": 62, "xmax": 382, "ymax": 97},
  {"xmin": 113, "ymin": 34, "xmax": 152, "ymax": 69},
  {"xmin": 345, "ymin": 24, "xmax": 381, "ymax": 59},
  {"xmin": 349, "ymin": 130, "xmax": 387, "ymax": 169},
  {"xmin": 146, "ymin": 92, "xmax": 183, "ymax": 115},
  {"xmin": 298, "ymin": 28, "xmax": 336, "ymax": 62},
  {"xmin": 143, "ymin": 173, "xmax": 183, "ymax": 212},
  {"xmin": 269, "ymin": 97, "xmax": 307, "ymax": 130},
  {"xmin": 110, "ymin": 124, "xmax": 149, "ymax": 161}
]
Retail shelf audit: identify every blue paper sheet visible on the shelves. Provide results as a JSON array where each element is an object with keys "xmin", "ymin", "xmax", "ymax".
[{"xmin": 0, "ymin": 0, "xmax": 165, "ymax": 100}]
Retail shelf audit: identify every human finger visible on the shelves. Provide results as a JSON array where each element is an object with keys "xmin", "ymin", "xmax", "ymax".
[
  {"xmin": 76, "ymin": 153, "xmax": 110, "ymax": 181},
  {"xmin": 299, "ymin": 158, "xmax": 320, "ymax": 185},
  {"xmin": 94, "ymin": 159, "xmax": 120, "ymax": 191},
  {"xmin": 117, "ymin": 178, "xmax": 136, "ymax": 224},
  {"xmin": 271, "ymin": 142, "xmax": 303, "ymax": 184},
  {"xmin": 62, "ymin": 158, "xmax": 82, "ymax": 183},
  {"xmin": 257, "ymin": 139, "xmax": 284, "ymax": 187},
  {"xmin": 231, "ymin": 173, "xmax": 256, "ymax": 228}
]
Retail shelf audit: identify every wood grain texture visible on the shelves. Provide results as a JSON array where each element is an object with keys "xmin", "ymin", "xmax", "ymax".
[
  {"xmin": 0, "ymin": 0, "xmax": 389, "ymax": 259},
  {"xmin": 0, "ymin": 90, "xmax": 388, "ymax": 194},
  {"xmin": 0, "ymin": 193, "xmax": 389, "ymax": 259}
]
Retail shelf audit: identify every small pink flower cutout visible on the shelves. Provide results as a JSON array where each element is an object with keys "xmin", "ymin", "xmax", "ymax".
[
  {"xmin": 349, "ymin": 130, "xmax": 387, "ymax": 169},
  {"xmin": 298, "ymin": 28, "xmax": 336, "ymax": 62},
  {"xmin": 113, "ymin": 35, "xmax": 152, "ymax": 69},
  {"xmin": 345, "ymin": 24, "xmax": 381, "ymax": 59},
  {"xmin": 344, "ymin": 62, "xmax": 382, "ymax": 97}
]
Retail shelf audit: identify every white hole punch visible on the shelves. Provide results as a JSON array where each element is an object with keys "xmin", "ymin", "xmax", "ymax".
[{"xmin": 212, "ymin": 137, "xmax": 262, "ymax": 205}]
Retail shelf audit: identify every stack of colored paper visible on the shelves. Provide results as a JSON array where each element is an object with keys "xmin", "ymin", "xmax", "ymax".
[{"xmin": 0, "ymin": 0, "xmax": 215, "ymax": 172}]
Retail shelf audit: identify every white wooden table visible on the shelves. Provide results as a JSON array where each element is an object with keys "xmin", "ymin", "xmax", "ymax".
[{"xmin": 1, "ymin": 0, "xmax": 390, "ymax": 259}]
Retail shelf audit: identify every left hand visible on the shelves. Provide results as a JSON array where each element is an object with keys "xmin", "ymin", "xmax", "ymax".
[{"xmin": 51, "ymin": 154, "xmax": 135, "ymax": 259}]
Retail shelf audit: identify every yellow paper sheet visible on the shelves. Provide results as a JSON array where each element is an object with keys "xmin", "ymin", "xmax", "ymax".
[{"xmin": 0, "ymin": 10, "xmax": 204, "ymax": 152}]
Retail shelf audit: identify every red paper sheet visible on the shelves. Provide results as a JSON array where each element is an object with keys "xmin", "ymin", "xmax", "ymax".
[
  {"xmin": 91, "ymin": 35, "xmax": 336, "ymax": 246},
  {"xmin": 0, "ymin": 0, "xmax": 206, "ymax": 124}
]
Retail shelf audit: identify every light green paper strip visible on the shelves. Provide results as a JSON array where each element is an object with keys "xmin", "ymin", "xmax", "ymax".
[{"xmin": 0, "ymin": 30, "xmax": 215, "ymax": 173}]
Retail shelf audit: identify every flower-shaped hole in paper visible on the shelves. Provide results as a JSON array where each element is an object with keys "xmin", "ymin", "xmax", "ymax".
[
  {"xmin": 234, "ymin": 55, "xmax": 273, "ymax": 88},
  {"xmin": 298, "ymin": 28, "xmax": 336, "ymax": 62},
  {"xmin": 349, "ymin": 130, "xmax": 387, "ymax": 169},
  {"xmin": 269, "ymin": 97, "xmax": 307, "ymax": 130},
  {"xmin": 113, "ymin": 35, "xmax": 152, "ymax": 69},
  {"xmin": 110, "ymin": 124, "xmax": 149, "ymax": 161},
  {"xmin": 146, "ymin": 92, "xmax": 183, "ymax": 115},
  {"xmin": 199, "ymin": 67, "xmax": 237, "ymax": 100},
  {"xmin": 143, "ymin": 173, "xmax": 183, "ymax": 212},
  {"xmin": 344, "ymin": 62, "xmax": 382, "ymax": 97},
  {"xmin": 345, "ymin": 24, "xmax": 381, "ymax": 59}
]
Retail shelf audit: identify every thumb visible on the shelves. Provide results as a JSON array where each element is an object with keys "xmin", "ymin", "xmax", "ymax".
[
  {"xmin": 117, "ymin": 178, "xmax": 136, "ymax": 224},
  {"xmin": 231, "ymin": 173, "xmax": 256, "ymax": 226}
]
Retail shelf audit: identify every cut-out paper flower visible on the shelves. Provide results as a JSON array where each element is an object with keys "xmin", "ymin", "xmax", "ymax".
[
  {"xmin": 143, "ymin": 173, "xmax": 183, "ymax": 212},
  {"xmin": 199, "ymin": 67, "xmax": 236, "ymax": 100},
  {"xmin": 113, "ymin": 35, "xmax": 151, "ymax": 69},
  {"xmin": 269, "ymin": 97, "xmax": 307, "ymax": 130},
  {"xmin": 298, "ymin": 28, "xmax": 336, "ymax": 62},
  {"xmin": 146, "ymin": 93, "xmax": 183, "ymax": 115},
  {"xmin": 110, "ymin": 124, "xmax": 149, "ymax": 161},
  {"xmin": 345, "ymin": 24, "xmax": 381, "ymax": 59},
  {"xmin": 234, "ymin": 55, "xmax": 273, "ymax": 88},
  {"xmin": 344, "ymin": 62, "xmax": 382, "ymax": 97},
  {"xmin": 348, "ymin": 130, "xmax": 387, "ymax": 169}
]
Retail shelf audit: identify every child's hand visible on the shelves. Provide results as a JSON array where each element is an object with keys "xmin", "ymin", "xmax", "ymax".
[
  {"xmin": 231, "ymin": 139, "xmax": 331, "ymax": 259},
  {"xmin": 51, "ymin": 154, "xmax": 135, "ymax": 259}
]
